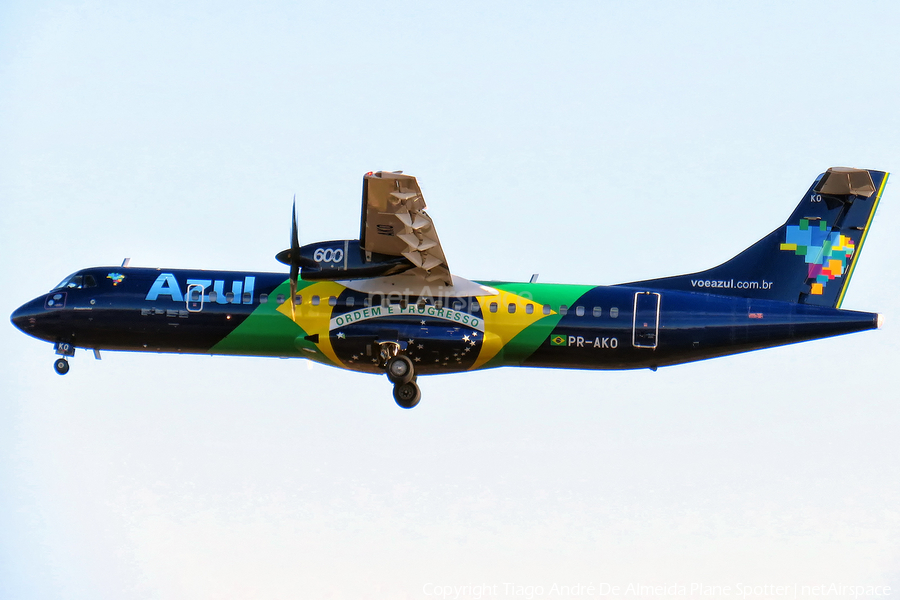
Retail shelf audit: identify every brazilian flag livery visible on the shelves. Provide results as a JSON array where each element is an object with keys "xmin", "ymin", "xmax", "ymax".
[{"xmin": 8, "ymin": 168, "xmax": 888, "ymax": 410}]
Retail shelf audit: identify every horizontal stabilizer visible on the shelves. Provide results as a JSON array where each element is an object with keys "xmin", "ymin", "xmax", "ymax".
[{"xmin": 815, "ymin": 167, "xmax": 876, "ymax": 197}]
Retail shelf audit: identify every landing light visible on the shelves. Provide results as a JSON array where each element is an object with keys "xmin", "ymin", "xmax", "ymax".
[{"xmin": 877, "ymin": 314, "xmax": 885, "ymax": 329}]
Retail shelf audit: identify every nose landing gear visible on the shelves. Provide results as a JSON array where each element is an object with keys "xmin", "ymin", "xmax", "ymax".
[
  {"xmin": 381, "ymin": 344, "xmax": 421, "ymax": 409},
  {"xmin": 54, "ymin": 358, "xmax": 70, "ymax": 375},
  {"xmin": 53, "ymin": 341, "xmax": 76, "ymax": 375}
]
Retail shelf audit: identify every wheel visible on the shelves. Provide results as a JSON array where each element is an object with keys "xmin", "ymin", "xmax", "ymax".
[
  {"xmin": 54, "ymin": 358, "xmax": 70, "ymax": 375},
  {"xmin": 386, "ymin": 354, "xmax": 415, "ymax": 384},
  {"xmin": 393, "ymin": 381, "xmax": 421, "ymax": 409}
]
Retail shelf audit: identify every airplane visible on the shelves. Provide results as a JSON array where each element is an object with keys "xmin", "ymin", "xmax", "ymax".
[{"xmin": 11, "ymin": 167, "xmax": 888, "ymax": 409}]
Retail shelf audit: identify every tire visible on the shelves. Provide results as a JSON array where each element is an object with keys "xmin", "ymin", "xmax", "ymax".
[
  {"xmin": 54, "ymin": 358, "xmax": 70, "ymax": 375},
  {"xmin": 393, "ymin": 382, "xmax": 421, "ymax": 409},
  {"xmin": 386, "ymin": 354, "xmax": 414, "ymax": 384}
]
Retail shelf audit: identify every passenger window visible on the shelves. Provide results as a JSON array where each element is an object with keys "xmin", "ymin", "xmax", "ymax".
[
  {"xmin": 507, "ymin": 303, "xmax": 516, "ymax": 314},
  {"xmin": 470, "ymin": 300, "xmax": 481, "ymax": 313},
  {"xmin": 311, "ymin": 295, "xmax": 320, "ymax": 306},
  {"xmin": 543, "ymin": 304, "xmax": 551, "ymax": 315},
  {"xmin": 593, "ymin": 307, "xmax": 602, "ymax": 317},
  {"xmin": 453, "ymin": 301, "xmax": 464, "ymax": 310},
  {"xmin": 209, "ymin": 290, "xmax": 218, "ymax": 303},
  {"xmin": 294, "ymin": 294, "xmax": 302, "ymax": 305},
  {"xmin": 575, "ymin": 306, "xmax": 585, "ymax": 317},
  {"xmin": 610, "ymin": 307, "xmax": 619, "ymax": 318},
  {"xmin": 525, "ymin": 304, "xmax": 534, "ymax": 314},
  {"xmin": 189, "ymin": 288, "xmax": 201, "ymax": 302},
  {"xmin": 328, "ymin": 296, "xmax": 337, "ymax": 306},
  {"xmin": 489, "ymin": 302, "xmax": 498, "ymax": 313},
  {"xmin": 435, "ymin": 300, "xmax": 443, "ymax": 309},
  {"xmin": 559, "ymin": 305, "xmax": 568, "ymax": 316},
  {"xmin": 225, "ymin": 292, "xmax": 235, "ymax": 303},
  {"xmin": 276, "ymin": 294, "xmax": 285, "ymax": 304},
  {"xmin": 260, "ymin": 294, "xmax": 269, "ymax": 304},
  {"xmin": 242, "ymin": 292, "xmax": 251, "ymax": 303},
  {"xmin": 346, "ymin": 297, "xmax": 355, "ymax": 308}
]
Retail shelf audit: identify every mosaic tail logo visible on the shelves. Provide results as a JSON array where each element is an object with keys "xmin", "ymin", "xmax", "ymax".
[{"xmin": 780, "ymin": 219, "xmax": 855, "ymax": 295}]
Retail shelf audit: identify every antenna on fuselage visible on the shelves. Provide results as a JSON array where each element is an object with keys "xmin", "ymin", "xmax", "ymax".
[
  {"xmin": 121, "ymin": 258, "xmax": 131, "ymax": 268},
  {"xmin": 529, "ymin": 274, "xmax": 539, "ymax": 283}
]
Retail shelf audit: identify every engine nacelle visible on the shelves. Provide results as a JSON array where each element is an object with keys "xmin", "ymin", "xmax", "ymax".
[{"xmin": 277, "ymin": 240, "xmax": 412, "ymax": 281}]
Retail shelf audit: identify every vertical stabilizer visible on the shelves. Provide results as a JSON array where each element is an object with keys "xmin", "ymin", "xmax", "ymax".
[{"xmin": 625, "ymin": 168, "xmax": 888, "ymax": 308}]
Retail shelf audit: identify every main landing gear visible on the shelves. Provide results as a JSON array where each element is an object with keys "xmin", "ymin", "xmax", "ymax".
[{"xmin": 384, "ymin": 351, "xmax": 421, "ymax": 409}]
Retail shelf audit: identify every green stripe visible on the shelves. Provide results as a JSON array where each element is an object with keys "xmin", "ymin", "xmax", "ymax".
[
  {"xmin": 836, "ymin": 172, "xmax": 889, "ymax": 308},
  {"xmin": 211, "ymin": 280, "xmax": 336, "ymax": 365}
]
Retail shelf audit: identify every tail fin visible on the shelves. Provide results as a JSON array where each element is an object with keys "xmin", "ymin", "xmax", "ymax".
[{"xmin": 628, "ymin": 168, "xmax": 889, "ymax": 308}]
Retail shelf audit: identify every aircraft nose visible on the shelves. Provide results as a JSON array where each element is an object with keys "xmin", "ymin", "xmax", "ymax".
[{"xmin": 11, "ymin": 297, "xmax": 46, "ymax": 335}]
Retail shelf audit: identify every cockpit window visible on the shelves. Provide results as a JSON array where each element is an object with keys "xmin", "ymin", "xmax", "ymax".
[
  {"xmin": 53, "ymin": 274, "xmax": 82, "ymax": 290},
  {"xmin": 52, "ymin": 273, "xmax": 98, "ymax": 290}
]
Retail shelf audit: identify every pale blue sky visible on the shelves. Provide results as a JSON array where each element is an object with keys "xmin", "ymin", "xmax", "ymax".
[{"xmin": 2, "ymin": 2, "xmax": 900, "ymax": 599}]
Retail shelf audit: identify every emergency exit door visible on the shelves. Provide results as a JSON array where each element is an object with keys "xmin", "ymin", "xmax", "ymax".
[{"xmin": 632, "ymin": 292, "xmax": 660, "ymax": 349}]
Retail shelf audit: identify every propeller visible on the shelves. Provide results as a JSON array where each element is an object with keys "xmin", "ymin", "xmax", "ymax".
[{"xmin": 275, "ymin": 196, "xmax": 313, "ymax": 318}]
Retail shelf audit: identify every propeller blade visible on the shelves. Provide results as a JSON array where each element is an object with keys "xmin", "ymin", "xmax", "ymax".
[
  {"xmin": 290, "ymin": 268, "xmax": 297, "ymax": 320},
  {"xmin": 275, "ymin": 196, "xmax": 315, "ymax": 270},
  {"xmin": 290, "ymin": 196, "xmax": 299, "ymax": 319},
  {"xmin": 291, "ymin": 195, "xmax": 300, "ymax": 259}
]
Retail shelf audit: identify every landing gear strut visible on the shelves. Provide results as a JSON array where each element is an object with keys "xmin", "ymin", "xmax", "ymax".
[{"xmin": 381, "ymin": 346, "xmax": 421, "ymax": 409}]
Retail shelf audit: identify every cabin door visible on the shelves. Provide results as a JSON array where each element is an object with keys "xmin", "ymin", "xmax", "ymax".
[
  {"xmin": 186, "ymin": 283, "xmax": 205, "ymax": 312},
  {"xmin": 632, "ymin": 292, "xmax": 660, "ymax": 349}
]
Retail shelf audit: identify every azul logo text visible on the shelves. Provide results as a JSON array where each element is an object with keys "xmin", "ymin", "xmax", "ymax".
[{"xmin": 145, "ymin": 273, "xmax": 256, "ymax": 305}]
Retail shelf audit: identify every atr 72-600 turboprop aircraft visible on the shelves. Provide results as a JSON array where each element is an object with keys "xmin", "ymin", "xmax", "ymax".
[{"xmin": 11, "ymin": 168, "xmax": 888, "ymax": 408}]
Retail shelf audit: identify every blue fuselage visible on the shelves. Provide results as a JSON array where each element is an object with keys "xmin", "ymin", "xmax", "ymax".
[{"xmin": 11, "ymin": 267, "xmax": 880, "ymax": 375}]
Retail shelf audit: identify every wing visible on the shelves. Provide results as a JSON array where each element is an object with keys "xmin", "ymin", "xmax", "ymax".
[{"xmin": 359, "ymin": 171, "xmax": 452, "ymax": 286}]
